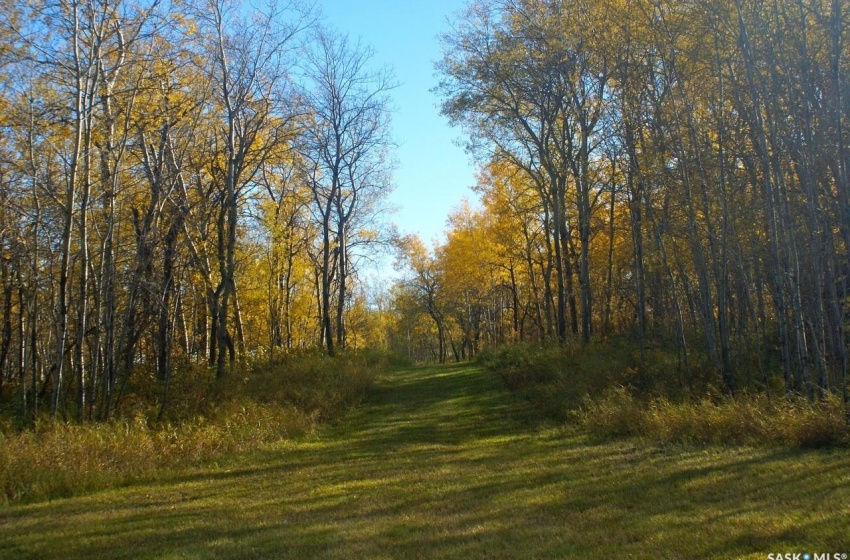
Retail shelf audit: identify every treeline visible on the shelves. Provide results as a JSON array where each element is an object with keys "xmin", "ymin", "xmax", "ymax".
[
  {"xmin": 393, "ymin": 0, "xmax": 849, "ymax": 406},
  {"xmin": 0, "ymin": 0, "xmax": 395, "ymax": 421}
]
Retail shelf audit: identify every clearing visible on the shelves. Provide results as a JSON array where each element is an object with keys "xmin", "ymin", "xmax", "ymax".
[{"xmin": 1, "ymin": 363, "xmax": 848, "ymax": 559}]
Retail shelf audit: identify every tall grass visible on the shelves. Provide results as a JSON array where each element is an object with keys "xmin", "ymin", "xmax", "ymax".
[
  {"xmin": 0, "ymin": 401, "xmax": 309, "ymax": 504},
  {"xmin": 576, "ymin": 387, "xmax": 848, "ymax": 448},
  {"xmin": 0, "ymin": 349, "xmax": 387, "ymax": 505},
  {"xmin": 481, "ymin": 340, "xmax": 849, "ymax": 448}
]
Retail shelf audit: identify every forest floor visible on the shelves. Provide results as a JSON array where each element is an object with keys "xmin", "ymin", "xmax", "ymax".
[{"xmin": 1, "ymin": 362, "xmax": 849, "ymax": 559}]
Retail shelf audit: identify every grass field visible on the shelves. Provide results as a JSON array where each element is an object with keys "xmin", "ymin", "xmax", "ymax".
[{"xmin": 1, "ymin": 362, "xmax": 848, "ymax": 559}]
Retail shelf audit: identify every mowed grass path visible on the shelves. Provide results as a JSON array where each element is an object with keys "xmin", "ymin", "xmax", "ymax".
[{"xmin": 2, "ymin": 363, "xmax": 849, "ymax": 559}]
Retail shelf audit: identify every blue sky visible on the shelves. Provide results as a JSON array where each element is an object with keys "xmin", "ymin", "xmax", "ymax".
[{"xmin": 318, "ymin": 0, "xmax": 477, "ymax": 249}]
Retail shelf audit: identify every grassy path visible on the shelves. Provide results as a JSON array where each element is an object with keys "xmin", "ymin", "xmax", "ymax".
[{"xmin": 1, "ymin": 363, "xmax": 849, "ymax": 559}]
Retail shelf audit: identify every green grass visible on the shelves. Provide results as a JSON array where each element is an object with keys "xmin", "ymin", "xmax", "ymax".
[{"xmin": 1, "ymin": 362, "xmax": 849, "ymax": 559}]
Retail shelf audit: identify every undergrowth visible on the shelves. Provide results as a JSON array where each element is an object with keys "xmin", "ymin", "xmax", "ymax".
[
  {"xmin": 480, "ymin": 340, "xmax": 850, "ymax": 448},
  {"xmin": 0, "ymin": 349, "xmax": 388, "ymax": 505},
  {"xmin": 576, "ymin": 386, "xmax": 848, "ymax": 448}
]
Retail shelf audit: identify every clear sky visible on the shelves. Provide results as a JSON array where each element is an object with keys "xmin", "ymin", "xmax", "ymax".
[{"xmin": 318, "ymin": 0, "xmax": 477, "ymax": 249}]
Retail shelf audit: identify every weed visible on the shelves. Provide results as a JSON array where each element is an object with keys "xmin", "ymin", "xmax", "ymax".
[
  {"xmin": 0, "ymin": 350, "xmax": 386, "ymax": 505},
  {"xmin": 483, "ymin": 339, "xmax": 849, "ymax": 447},
  {"xmin": 576, "ymin": 387, "xmax": 849, "ymax": 447}
]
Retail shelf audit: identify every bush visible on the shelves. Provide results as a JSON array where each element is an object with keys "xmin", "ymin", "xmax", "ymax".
[
  {"xmin": 236, "ymin": 349, "xmax": 381, "ymax": 422},
  {"xmin": 483, "ymin": 338, "xmax": 849, "ymax": 448},
  {"xmin": 576, "ymin": 387, "xmax": 849, "ymax": 448},
  {"xmin": 0, "ymin": 350, "xmax": 385, "ymax": 505},
  {"xmin": 479, "ymin": 340, "xmax": 641, "ymax": 421}
]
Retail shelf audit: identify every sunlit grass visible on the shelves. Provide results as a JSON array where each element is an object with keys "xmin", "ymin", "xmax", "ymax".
[{"xmin": 1, "ymin": 363, "xmax": 848, "ymax": 559}]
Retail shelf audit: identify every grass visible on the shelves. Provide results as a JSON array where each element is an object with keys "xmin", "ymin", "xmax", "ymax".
[
  {"xmin": 0, "ymin": 350, "xmax": 379, "ymax": 504},
  {"xmin": 482, "ymin": 342, "xmax": 850, "ymax": 448},
  {"xmin": 577, "ymin": 386, "xmax": 849, "ymax": 447},
  {"xmin": 1, "ymin": 362, "xmax": 849, "ymax": 559}
]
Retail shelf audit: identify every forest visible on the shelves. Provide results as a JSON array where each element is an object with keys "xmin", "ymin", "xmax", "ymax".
[
  {"xmin": 1, "ymin": 1, "xmax": 850, "ymax": 555},
  {"xmin": 401, "ymin": 0, "xmax": 850, "ymax": 408},
  {"xmin": 0, "ymin": 0, "xmax": 848, "ymax": 432},
  {"xmin": 0, "ymin": 0, "xmax": 399, "ymax": 423}
]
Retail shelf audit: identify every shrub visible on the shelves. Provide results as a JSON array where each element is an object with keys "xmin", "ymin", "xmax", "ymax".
[
  {"xmin": 575, "ymin": 386, "xmax": 643, "ymax": 439},
  {"xmin": 0, "ymin": 350, "xmax": 384, "ymax": 505},
  {"xmin": 483, "ymin": 338, "xmax": 849, "ymax": 448},
  {"xmin": 479, "ymin": 341, "xmax": 639, "ymax": 421},
  {"xmin": 237, "ymin": 349, "xmax": 379, "ymax": 422},
  {"xmin": 576, "ymin": 388, "xmax": 849, "ymax": 448}
]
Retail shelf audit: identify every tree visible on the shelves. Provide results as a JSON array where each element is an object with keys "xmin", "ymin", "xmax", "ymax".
[
  {"xmin": 431, "ymin": 0, "xmax": 850, "ymax": 406},
  {"xmin": 299, "ymin": 27, "xmax": 395, "ymax": 355},
  {"xmin": 437, "ymin": 0, "xmax": 611, "ymax": 344},
  {"xmin": 190, "ymin": 0, "xmax": 308, "ymax": 376},
  {"xmin": 395, "ymin": 234, "xmax": 450, "ymax": 363}
]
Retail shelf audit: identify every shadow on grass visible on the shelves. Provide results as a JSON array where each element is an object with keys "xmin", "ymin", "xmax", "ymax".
[
  {"xmin": 2, "ymin": 362, "xmax": 850, "ymax": 559},
  {"xmin": 342, "ymin": 362, "xmax": 538, "ymax": 447}
]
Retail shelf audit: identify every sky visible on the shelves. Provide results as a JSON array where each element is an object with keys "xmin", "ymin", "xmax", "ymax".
[{"xmin": 318, "ymin": 0, "xmax": 477, "ymax": 249}]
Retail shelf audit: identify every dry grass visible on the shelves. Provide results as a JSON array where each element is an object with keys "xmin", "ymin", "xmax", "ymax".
[
  {"xmin": 0, "ymin": 350, "xmax": 383, "ymax": 505},
  {"xmin": 482, "ymin": 342, "xmax": 849, "ymax": 448},
  {"xmin": 0, "ymin": 401, "xmax": 310, "ymax": 504},
  {"xmin": 577, "ymin": 387, "xmax": 849, "ymax": 447}
]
